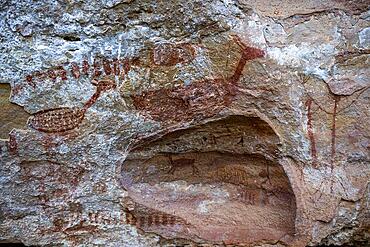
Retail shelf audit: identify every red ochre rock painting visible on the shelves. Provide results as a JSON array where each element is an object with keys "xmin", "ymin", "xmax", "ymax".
[
  {"xmin": 17, "ymin": 38, "xmax": 268, "ymax": 244},
  {"xmin": 7, "ymin": 130, "xmax": 18, "ymax": 155},
  {"xmin": 305, "ymin": 98, "xmax": 317, "ymax": 165},
  {"xmin": 120, "ymin": 115, "xmax": 295, "ymax": 245},
  {"xmin": 301, "ymin": 74, "xmax": 369, "ymax": 167},
  {"xmin": 131, "ymin": 35, "xmax": 265, "ymax": 124},
  {"xmin": 18, "ymin": 160, "xmax": 85, "ymax": 210},
  {"xmin": 24, "ymin": 56, "xmax": 131, "ymax": 89},
  {"xmin": 124, "ymin": 202, "xmax": 190, "ymax": 230},
  {"xmin": 27, "ymin": 79, "xmax": 116, "ymax": 133},
  {"xmin": 23, "ymin": 55, "xmax": 136, "ymax": 134},
  {"xmin": 42, "ymin": 198, "xmax": 190, "ymax": 240},
  {"xmin": 151, "ymin": 42, "xmax": 196, "ymax": 66},
  {"xmin": 24, "ymin": 35, "xmax": 264, "ymax": 132}
]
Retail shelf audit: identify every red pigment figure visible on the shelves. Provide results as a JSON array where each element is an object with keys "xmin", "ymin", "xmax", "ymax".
[
  {"xmin": 93, "ymin": 59, "xmax": 102, "ymax": 77},
  {"xmin": 229, "ymin": 35, "xmax": 265, "ymax": 83},
  {"xmin": 305, "ymin": 98, "xmax": 317, "ymax": 165},
  {"xmin": 330, "ymin": 96, "xmax": 339, "ymax": 166},
  {"xmin": 28, "ymin": 71, "xmax": 47, "ymax": 88},
  {"xmin": 47, "ymin": 69, "xmax": 57, "ymax": 81},
  {"xmin": 103, "ymin": 58, "xmax": 112, "ymax": 75},
  {"xmin": 122, "ymin": 58, "xmax": 130, "ymax": 75},
  {"xmin": 131, "ymin": 34, "xmax": 265, "ymax": 123},
  {"xmin": 24, "ymin": 56, "xmax": 132, "ymax": 90},
  {"xmin": 25, "ymin": 75, "xmax": 34, "ymax": 87},
  {"xmin": 167, "ymin": 154, "xmax": 198, "ymax": 175},
  {"xmin": 34, "ymin": 71, "xmax": 47, "ymax": 80},
  {"xmin": 151, "ymin": 42, "xmax": 195, "ymax": 66},
  {"xmin": 41, "ymin": 134, "xmax": 59, "ymax": 151},
  {"xmin": 302, "ymin": 82, "xmax": 369, "ymax": 167},
  {"xmin": 124, "ymin": 205, "xmax": 188, "ymax": 228},
  {"xmin": 83, "ymin": 79, "xmax": 116, "ymax": 110},
  {"xmin": 82, "ymin": 60, "xmax": 90, "ymax": 75},
  {"xmin": 27, "ymin": 79, "xmax": 116, "ymax": 133},
  {"xmin": 7, "ymin": 130, "xmax": 18, "ymax": 155},
  {"xmin": 53, "ymin": 66, "xmax": 67, "ymax": 81},
  {"xmin": 71, "ymin": 62, "xmax": 80, "ymax": 79},
  {"xmin": 113, "ymin": 58, "xmax": 120, "ymax": 75}
]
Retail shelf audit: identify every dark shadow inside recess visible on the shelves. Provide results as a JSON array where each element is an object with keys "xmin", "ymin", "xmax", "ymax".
[
  {"xmin": 121, "ymin": 115, "xmax": 296, "ymax": 244},
  {"xmin": 0, "ymin": 84, "xmax": 30, "ymax": 139}
]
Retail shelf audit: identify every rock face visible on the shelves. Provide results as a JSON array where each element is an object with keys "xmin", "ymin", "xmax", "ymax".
[{"xmin": 0, "ymin": 1, "xmax": 369, "ymax": 246}]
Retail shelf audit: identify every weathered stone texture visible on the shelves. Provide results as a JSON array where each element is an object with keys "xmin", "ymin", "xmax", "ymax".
[{"xmin": 0, "ymin": 0, "xmax": 369, "ymax": 246}]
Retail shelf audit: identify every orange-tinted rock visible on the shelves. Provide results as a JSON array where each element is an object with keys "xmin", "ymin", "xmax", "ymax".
[{"xmin": 0, "ymin": 84, "xmax": 29, "ymax": 139}]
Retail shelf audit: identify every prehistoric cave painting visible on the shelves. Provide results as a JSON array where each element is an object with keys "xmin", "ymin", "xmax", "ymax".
[
  {"xmin": 7, "ymin": 130, "xmax": 18, "ymax": 155},
  {"xmin": 41, "ymin": 196, "xmax": 190, "ymax": 241},
  {"xmin": 166, "ymin": 154, "xmax": 199, "ymax": 175},
  {"xmin": 304, "ymin": 94, "xmax": 341, "ymax": 166},
  {"xmin": 131, "ymin": 115, "xmax": 280, "ymax": 158},
  {"xmin": 123, "ymin": 201, "xmax": 190, "ymax": 229},
  {"xmin": 17, "ymin": 160, "xmax": 85, "ymax": 210},
  {"xmin": 27, "ymin": 79, "xmax": 116, "ymax": 133},
  {"xmin": 24, "ymin": 56, "xmax": 134, "ymax": 89},
  {"xmin": 300, "ymin": 74, "xmax": 370, "ymax": 166},
  {"xmin": 151, "ymin": 42, "xmax": 196, "ymax": 66},
  {"xmin": 130, "ymin": 35, "xmax": 265, "ymax": 124},
  {"xmin": 120, "ymin": 115, "xmax": 296, "ymax": 244},
  {"xmin": 22, "ymin": 35, "xmax": 264, "ymax": 132},
  {"xmin": 27, "ymin": 107, "xmax": 86, "ymax": 133},
  {"xmin": 305, "ymin": 98, "xmax": 318, "ymax": 164},
  {"xmin": 43, "ymin": 214, "xmax": 100, "ymax": 240}
]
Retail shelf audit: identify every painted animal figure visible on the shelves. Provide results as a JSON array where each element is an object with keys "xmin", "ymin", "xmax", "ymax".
[
  {"xmin": 131, "ymin": 35, "xmax": 265, "ymax": 123},
  {"xmin": 123, "ymin": 206, "xmax": 188, "ymax": 228},
  {"xmin": 167, "ymin": 155, "xmax": 198, "ymax": 175},
  {"xmin": 28, "ymin": 79, "xmax": 116, "ymax": 133}
]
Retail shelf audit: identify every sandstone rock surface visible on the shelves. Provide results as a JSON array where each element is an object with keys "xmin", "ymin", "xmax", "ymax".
[{"xmin": 0, "ymin": 0, "xmax": 369, "ymax": 246}]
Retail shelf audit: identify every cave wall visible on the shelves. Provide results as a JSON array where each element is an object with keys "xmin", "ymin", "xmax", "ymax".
[
  {"xmin": 0, "ymin": 0, "xmax": 369, "ymax": 246},
  {"xmin": 120, "ymin": 115, "xmax": 296, "ymax": 244}
]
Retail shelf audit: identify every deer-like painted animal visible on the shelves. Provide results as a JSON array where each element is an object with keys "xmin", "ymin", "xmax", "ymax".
[
  {"xmin": 167, "ymin": 155, "xmax": 198, "ymax": 175},
  {"xmin": 131, "ymin": 34, "xmax": 265, "ymax": 123}
]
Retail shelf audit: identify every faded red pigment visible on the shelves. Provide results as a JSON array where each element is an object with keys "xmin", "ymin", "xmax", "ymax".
[
  {"xmin": 305, "ymin": 98, "xmax": 317, "ymax": 165},
  {"xmin": 103, "ymin": 58, "xmax": 112, "ymax": 75},
  {"xmin": 151, "ymin": 42, "xmax": 196, "ymax": 66},
  {"xmin": 7, "ymin": 130, "xmax": 18, "ymax": 155},
  {"xmin": 28, "ymin": 80, "xmax": 116, "ymax": 133},
  {"xmin": 82, "ymin": 60, "xmax": 89, "ymax": 75},
  {"xmin": 331, "ymin": 96, "xmax": 339, "ymax": 166},
  {"xmin": 71, "ymin": 62, "xmax": 80, "ymax": 79},
  {"xmin": 24, "ymin": 56, "xmax": 136, "ymax": 88},
  {"xmin": 131, "ymin": 35, "xmax": 265, "ymax": 123},
  {"xmin": 123, "ymin": 202, "xmax": 189, "ymax": 228}
]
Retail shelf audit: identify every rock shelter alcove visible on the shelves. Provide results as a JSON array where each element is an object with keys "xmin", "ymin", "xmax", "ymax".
[{"xmin": 120, "ymin": 114, "xmax": 297, "ymax": 245}]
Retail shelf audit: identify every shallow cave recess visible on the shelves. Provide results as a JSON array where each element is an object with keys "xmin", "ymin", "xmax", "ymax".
[{"xmin": 120, "ymin": 115, "xmax": 297, "ymax": 245}]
